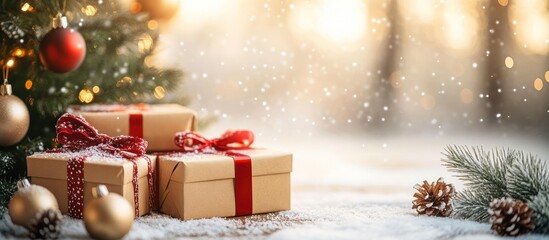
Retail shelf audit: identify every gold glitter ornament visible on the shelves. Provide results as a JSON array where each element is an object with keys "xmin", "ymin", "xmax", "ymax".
[
  {"xmin": 83, "ymin": 185, "xmax": 134, "ymax": 240},
  {"xmin": 0, "ymin": 66, "xmax": 29, "ymax": 146},
  {"xmin": 8, "ymin": 179, "xmax": 59, "ymax": 230}
]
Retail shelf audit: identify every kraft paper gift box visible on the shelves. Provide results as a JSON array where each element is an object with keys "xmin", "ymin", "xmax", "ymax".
[
  {"xmin": 67, "ymin": 104, "xmax": 197, "ymax": 151},
  {"xmin": 27, "ymin": 151, "xmax": 156, "ymax": 218},
  {"xmin": 158, "ymin": 149, "xmax": 292, "ymax": 220}
]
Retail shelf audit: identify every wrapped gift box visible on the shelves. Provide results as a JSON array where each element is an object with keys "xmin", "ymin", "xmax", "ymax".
[
  {"xmin": 67, "ymin": 104, "xmax": 197, "ymax": 151},
  {"xmin": 27, "ymin": 151, "xmax": 156, "ymax": 217},
  {"xmin": 158, "ymin": 149, "xmax": 292, "ymax": 220}
]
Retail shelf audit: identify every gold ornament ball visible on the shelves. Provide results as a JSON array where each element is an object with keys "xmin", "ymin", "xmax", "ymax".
[
  {"xmin": 84, "ymin": 185, "xmax": 134, "ymax": 240},
  {"xmin": 8, "ymin": 179, "xmax": 59, "ymax": 230},
  {"xmin": 0, "ymin": 94, "xmax": 30, "ymax": 147}
]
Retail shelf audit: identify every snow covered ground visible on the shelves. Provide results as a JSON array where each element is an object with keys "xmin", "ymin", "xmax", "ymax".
[
  {"xmin": 2, "ymin": 191, "xmax": 548, "ymax": 239},
  {"xmin": 1, "ymin": 128, "xmax": 548, "ymax": 239}
]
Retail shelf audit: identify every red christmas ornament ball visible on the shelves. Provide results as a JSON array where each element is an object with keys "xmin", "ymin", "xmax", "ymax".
[{"xmin": 39, "ymin": 27, "xmax": 86, "ymax": 73}]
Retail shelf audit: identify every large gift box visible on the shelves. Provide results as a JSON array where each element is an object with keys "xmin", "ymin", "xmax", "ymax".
[
  {"xmin": 158, "ymin": 131, "xmax": 292, "ymax": 220},
  {"xmin": 27, "ymin": 114, "xmax": 156, "ymax": 218},
  {"xmin": 67, "ymin": 104, "xmax": 197, "ymax": 151},
  {"xmin": 27, "ymin": 152, "xmax": 155, "ymax": 218}
]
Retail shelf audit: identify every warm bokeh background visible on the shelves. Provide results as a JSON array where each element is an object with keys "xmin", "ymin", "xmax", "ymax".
[
  {"xmin": 133, "ymin": 0, "xmax": 549, "ymax": 138},
  {"xmin": 127, "ymin": 0, "xmax": 549, "ymax": 190}
]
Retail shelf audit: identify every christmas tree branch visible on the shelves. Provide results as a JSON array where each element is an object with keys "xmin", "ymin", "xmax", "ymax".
[
  {"xmin": 0, "ymin": 0, "xmax": 188, "ymax": 215},
  {"xmin": 0, "ymin": 137, "xmax": 45, "ymax": 218},
  {"xmin": 453, "ymin": 188, "xmax": 494, "ymax": 221},
  {"xmin": 442, "ymin": 146, "xmax": 511, "ymax": 196},
  {"xmin": 442, "ymin": 145, "xmax": 549, "ymax": 233},
  {"xmin": 530, "ymin": 193, "xmax": 549, "ymax": 234},
  {"xmin": 507, "ymin": 152, "xmax": 549, "ymax": 201}
]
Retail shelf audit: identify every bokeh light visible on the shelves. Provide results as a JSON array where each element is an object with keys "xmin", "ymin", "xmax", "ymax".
[
  {"xmin": 6, "ymin": 59, "xmax": 14, "ymax": 68},
  {"xmin": 20, "ymin": 3, "xmax": 33, "ymax": 12},
  {"xmin": 24, "ymin": 80, "xmax": 32, "ymax": 90},
  {"xmin": 510, "ymin": 0, "xmax": 549, "ymax": 55},
  {"xmin": 79, "ymin": 89, "xmax": 94, "ymax": 103},
  {"xmin": 155, "ymin": 0, "xmax": 549, "ymax": 135},
  {"xmin": 290, "ymin": 0, "xmax": 367, "ymax": 44},
  {"xmin": 82, "ymin": 5, "xmax": 97, "ymax": 16},
  {"xmin": 505, "ymin": 56, "xmax": 514, "ymax": 68},
  {"xmin": 154, "ymin": 86, "xmax": 166, "ymax": 99},
  {"xmin": 92, "ymin": 86, "xmax": 101, "ymax": 94},
  {"xmin": 534, "ymin": 78, "xmax": 544, "ymax": 91}
]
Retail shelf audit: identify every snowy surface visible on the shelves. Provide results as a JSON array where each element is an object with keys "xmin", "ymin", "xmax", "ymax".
[
  {"xmin": 2, "ymin": 130, "xmax": 548, "ymax": 239},
  {"xmin": 1, "ymin": 191, "xmax": 548, "ymax": 239}
]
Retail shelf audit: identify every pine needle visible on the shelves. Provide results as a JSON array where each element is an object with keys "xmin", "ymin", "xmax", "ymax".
[
  {"xmin": 453, "ymin": 188, "xmax": 494, "ymax": 222},
  {"xmin": 530, "ymin": 193, "xmax": 549, "ymax": 234},
  {"xmin": 441, "ymin": 145, "xmax": 549, "ymax": 233}
]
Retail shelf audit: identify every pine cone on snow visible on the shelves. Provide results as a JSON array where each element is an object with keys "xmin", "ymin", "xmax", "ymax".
[
  {"xmin": 489, "ymin": 198, "xmax": 535, "ymax": 236},
  {"xmin": 28, "ymin": 209, "xmax": 63, "ymax": 239},
  {"xmin": 412, "ymin": 177, "xmax": 456, "ymax": 217}
]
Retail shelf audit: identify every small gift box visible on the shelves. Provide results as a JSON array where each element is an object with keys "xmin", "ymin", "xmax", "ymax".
[
  {"xmin": 27, "ymin": 114, "xmax": 156, "ymax": 218},
  {"xmin": 67, "ymin": 104, "xmax": 197, "ymax": 151},
  {"xmin": 158, "ymin": 131, "xmax": 292, "ymax": 220}
]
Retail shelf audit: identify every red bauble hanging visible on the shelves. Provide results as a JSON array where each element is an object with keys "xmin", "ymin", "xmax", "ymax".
[{"xmin": 39, "ymin": 14, "xmax": 86, "ymax": 73}]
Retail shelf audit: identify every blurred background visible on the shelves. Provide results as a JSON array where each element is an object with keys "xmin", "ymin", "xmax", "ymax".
[
  {"xmin": 127, "ymin": 0, "xmax": 549, "ymax": 190},
  {"xmin": 128, "ymin": 0, "xmax": 549, "ymax": 138}
]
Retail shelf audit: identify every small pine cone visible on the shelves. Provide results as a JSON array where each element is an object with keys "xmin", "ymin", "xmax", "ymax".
[
  {"xmin": 489, "ymin": 198, "xmax": 535, "ymax": 236},
  {"xmin": 412, "ymin": 177, "xmax": 456, "ymax": 217},
  {"xmin": 28, "ymin": 209, "xmax": 63, "ymax": 239}
]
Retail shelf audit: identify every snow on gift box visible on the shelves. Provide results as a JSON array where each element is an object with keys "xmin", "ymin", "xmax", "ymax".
[
  {"xmin": 26, "ymin": 114, "xmax": 156, "ymax": 218},
  {"xmin": 158, "ymin": 131, "xmax": 292, "ymax": 220},
  {"xmin": 66, "ymin": 103, "xmax": 197, "ymax": 151}
]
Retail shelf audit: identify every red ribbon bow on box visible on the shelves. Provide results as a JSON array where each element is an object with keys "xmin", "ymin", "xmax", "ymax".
[
  {"xmin": 51, "ymin": 114, "xmax": 154, "ymax": 218},
  {"xmin": 173, "ymin": 130, "xmax": 255, "ymax": 216},
  {"xmin": 174, "ymin": 130, "xmax": 254, "ymax": 152},
  {"xmin": 56, "ymin": 114, "xmax": 147, "ymax": 158}
]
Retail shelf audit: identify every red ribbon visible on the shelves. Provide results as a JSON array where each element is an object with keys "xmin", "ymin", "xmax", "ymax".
[
  {"xmin": 67, "ymin": 104, "xmax": 147, "ymax": 139},
  {"xmin": 51, "ymin": 114, "xmax": 155, "ymax": 218},
  {"xmin": 174, "ymin": 130, "xmax": 254, "ymax": 152},
  {"xmin": 129, "ymin": 113, "xmax": 144, "ymax": 138},
  {"xmin": 174, "ymin": 130, "xmax": 255, "ymax": 216}
]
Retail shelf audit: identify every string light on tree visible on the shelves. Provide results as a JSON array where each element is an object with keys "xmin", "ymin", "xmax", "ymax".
[
  {"xmin": 20, "ymin": 2, "xmax": 34, "ymax": 12},
  {"xmin": 79, "ymin": 88, "xmax": 94, "ymax": 103}
]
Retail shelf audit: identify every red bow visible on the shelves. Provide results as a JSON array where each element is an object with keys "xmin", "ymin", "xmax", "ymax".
[
  {"xmin": 55, "ymin": 113, "xmax": 147, "ymax": 158},
  {"xmin": 174, "ymin": 130, "xmax": 254, "ymax": 152}
]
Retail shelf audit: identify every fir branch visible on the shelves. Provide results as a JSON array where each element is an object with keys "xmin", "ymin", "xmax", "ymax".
[
  {"xmin": 529, "ymin": 192, "xmax": 549, "ymax": 234},
  {"xmin": 0, "ymin": 153, "xmax": 15, "ymax": 177},
  {"xmin": 453, "ymin": 188, "xmax": 494, "ymax": 222},
  {"xmin": 0, "ymin": 137, "xmax": 48, "ymax": 217},
  {"xmin": 442, "ymin": 145, "xmax": 512, "ymax": 197},
  {"xmin": 442, "ymin": 145, "xmax": 549, "ymax": 233},
  {"xmin": 507, "ymin": 152, "xmax": 549, "ymax": 201},
  {"xmin": 0, "ymin": 179, "xmax": 17, "ymax": 219}
]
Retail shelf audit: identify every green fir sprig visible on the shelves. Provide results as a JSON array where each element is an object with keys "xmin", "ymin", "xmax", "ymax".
[{"xmin": 442, "ymin": 145, "xmax": 549, "ymax": 234}]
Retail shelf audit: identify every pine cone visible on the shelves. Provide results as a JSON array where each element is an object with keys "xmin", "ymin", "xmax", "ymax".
[
  {"xmin": 28, "ymin": 209, "xmax": 63, "ymax": 239},
  {"xmin": 489, "ymin": 198, "xmax": 535, "ymax": 236},
  {"xmin": 412, "ymin": 177, "xmax": 456, "ymax": 217}
]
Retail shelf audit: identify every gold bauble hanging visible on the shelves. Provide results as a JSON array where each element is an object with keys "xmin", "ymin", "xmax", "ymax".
[
  {"xmin": 83, "ymin": 185, "xmax": 134, "ymax": 240},
  {"xmin": 0, "ymin": 84, "xmax": 30, "ymax": 147},
  {"xmin": 8, "ymin": 179, "xmax": 59, "ymax": 229}
]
